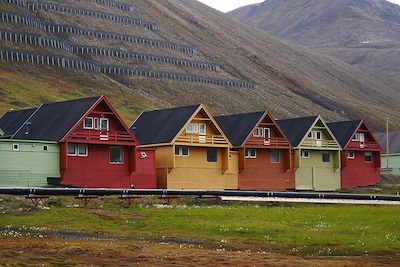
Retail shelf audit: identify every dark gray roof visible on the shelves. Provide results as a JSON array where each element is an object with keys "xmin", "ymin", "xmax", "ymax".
[
  {"xmin": 328, "ymin": 120, "xmax": 362, "ymax": 148},
  {"xmin": 276, "ymin": 116, "xmax": 318, "ymax": 147},
  {"xmin": 12, "ymin": 96, "xmax": 100, "ymax": 141},
  {"xmin": 0, "ymin": 108, "xmax": 37, "ymax": 136},
  {"xmin": 215, "ymin": 111, "xmax": 265, "ymax": 147},
  {"xmin": 131, "ymin": 105, "xmax": 200, "ymax": 145},
  {"xmin": 374, "ymin": 132, "xmax": 400, "ymax": 154}
]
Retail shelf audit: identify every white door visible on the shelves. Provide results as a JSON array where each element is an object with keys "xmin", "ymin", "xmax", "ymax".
[
  {"xmin": 100, "ymin": 118, "xmax": 109, "ymax": 140},
  {"xmin": 264, "ymin": 128, "xmax": 270, "ymax": 145},
  {"xmin": 198, "ymin": 123, "xmax": 206, "ymax": 143}
]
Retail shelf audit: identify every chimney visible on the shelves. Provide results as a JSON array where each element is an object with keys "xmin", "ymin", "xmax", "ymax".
[
  {"xmin": 25, "ymin": 122, "xmax": 32, "ymax": 135},
  {"xmin": 131, "ymin": 126, "xmax": 137, "ymax": 136}
]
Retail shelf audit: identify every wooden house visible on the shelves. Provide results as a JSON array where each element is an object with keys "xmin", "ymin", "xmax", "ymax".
[
  {"xmin": 0, "ymin": 96, "xmax": 156, "ymax": 188},
  {"xmin": 131, "ymin": 104, "xmax": 238, "ymax": 190},
  {"xmin": 375, "ymin": 132, "xmax": 400, "ymax": 175},
  {"xmin": 328, "ymin": 120, "xmax": 381, "ymax": 189},
  {"xmin": 277, "ymin": 116, "xmax": 342, "ymax": 191},
  {"xmin": 215, "ymin": 111, "xmax": 294, "ymax": 191}
]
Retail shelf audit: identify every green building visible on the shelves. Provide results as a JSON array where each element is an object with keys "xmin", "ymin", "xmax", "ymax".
[
  {"xmin": 375, "ymin": 132, "xmax": 400, "ymax": 175},
  {"xmin": 0, "ymin": 108, "xmax": 60, "ymax": 187}
]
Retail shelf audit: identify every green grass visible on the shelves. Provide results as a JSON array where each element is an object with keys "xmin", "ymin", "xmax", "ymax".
[{"xmin": 0, "ymin": 197, "xmax": 399, "ymax": 257}]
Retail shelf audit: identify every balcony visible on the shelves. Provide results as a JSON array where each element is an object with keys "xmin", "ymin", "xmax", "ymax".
[
  {"xmin": 175, "ymin": 134, "xmax": 228, "ymax": 146},
  {"xmin": 69, "ymin": 130, "xmax": 135, "ymax": 145},
  {"xmin": 347, "ymin": 141, "xmax": 381, "ymax": 151},
  {"xmin": 302, "ymin": 139, "xmax": 339, "ymax": 149},
  {"xmin": 245, "ymin": 137, "xmax": 290, "ymax": 148}
]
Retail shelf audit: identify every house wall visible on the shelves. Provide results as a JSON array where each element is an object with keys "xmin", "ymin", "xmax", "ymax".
[
  {"xmin": 0, "ymin": 140, "xmax": 59, "ymax": 187},
  {"xmin": 381, "ymin": 154, "xmax": 400, "ymax": 175},
  {"xmin": 295, "ymin": 149, "xmax": 341, "ymax": 191},
  {"xmin": 155, "ymin": 145, "xmax": 238, "ymax": 190},
  {"xmin": 131, "ymin": 148, "xmax": 157, "ymax": 189},
  {"xmin": 341, "ymin": 150, "xmax": 381, "ymax": 188},
  {"xmin": 239, "ymin": 148, "xmax": 294, "ymax": 191}
]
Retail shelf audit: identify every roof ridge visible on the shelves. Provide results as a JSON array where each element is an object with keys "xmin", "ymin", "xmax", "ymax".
[{"xmin": 215, "ymin": 110, "xmax": 266, "ymax": 118}]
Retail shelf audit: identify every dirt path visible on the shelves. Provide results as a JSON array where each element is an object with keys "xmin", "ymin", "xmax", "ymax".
[{"xmin": 0, "ymin": 237, "xmax": 398, "ymax": 266}]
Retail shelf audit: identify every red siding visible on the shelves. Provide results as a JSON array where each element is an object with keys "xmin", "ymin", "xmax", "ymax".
[
  {"xmin": 239, "ymin": 148, "xmax": 294, "ymax": 191},
  {"xmin": 131, "ymin": 148, "xmax": 157, "ymax": 189}
]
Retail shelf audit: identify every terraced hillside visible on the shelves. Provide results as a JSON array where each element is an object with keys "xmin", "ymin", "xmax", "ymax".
[{"xmin": 0, "ymin": 0, "xmax": 399, "ymax": 128}]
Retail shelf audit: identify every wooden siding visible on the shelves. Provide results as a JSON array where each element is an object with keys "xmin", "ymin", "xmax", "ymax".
[{"xmin": 0, "ymin": 140, "xmax": 59, "ymax": 186}]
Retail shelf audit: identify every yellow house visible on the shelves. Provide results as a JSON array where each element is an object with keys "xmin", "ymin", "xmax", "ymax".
[{"xmin": 131, "ymin": 104, "xmax": 238, "ymax": 190}]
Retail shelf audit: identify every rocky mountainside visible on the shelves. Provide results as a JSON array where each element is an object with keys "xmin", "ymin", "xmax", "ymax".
[
  {"xmin": 0, "ymin": 0, "xmax": 399, "ymax": 129},
  {"xmin": 229, "ymin": 0, "xmax": 400, "ymax": 97}
]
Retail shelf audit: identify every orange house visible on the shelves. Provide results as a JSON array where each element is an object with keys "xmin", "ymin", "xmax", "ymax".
[{"xmin": 216, "ymin": 111, "xmax": 294, "ymax": 191}]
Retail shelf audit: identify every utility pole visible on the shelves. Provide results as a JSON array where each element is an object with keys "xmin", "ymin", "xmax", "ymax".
[{"xmin": 386, "ymin": 117, "xmax": 390, "ymax": 175}]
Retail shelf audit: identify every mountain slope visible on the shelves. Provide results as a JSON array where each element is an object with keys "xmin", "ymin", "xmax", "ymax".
[
  {"xmin": 229, "ymin": 0, "xmax": 400, "ymax": 94},
  {"xmin": 0, "ymin": 0, "xmax": 399, "ymax": 129}
]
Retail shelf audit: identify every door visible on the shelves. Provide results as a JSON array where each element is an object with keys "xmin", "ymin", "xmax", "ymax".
[
  {"xmin": 100, "ymin": 118, "xmax": 110, "ymax": 141},
  {"xmin": 359, "ymin": 133, "xmax": 365, "ymax": 148},
  {"xmin": 264, "ymin": 128, "xmax": 270, "ymax": 145},
  {"xmin": 198, "ymin": 123, "xmax": 206, "ymax": 143}
]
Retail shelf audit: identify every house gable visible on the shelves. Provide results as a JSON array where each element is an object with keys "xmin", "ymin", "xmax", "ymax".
[{"xmin": 298, "ymin": 116, "xmax": 341, "ymax": 150}]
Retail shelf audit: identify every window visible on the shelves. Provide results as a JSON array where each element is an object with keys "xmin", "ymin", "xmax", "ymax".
[
  {"xmin": 175, "ymin": 146, "xmax": 189, "ymax": 157},
  {"xmin": 245, "ymin": 149, "xmax": 257, "ymax": 159},
  {"xmin": 12, "ymin": 144, "xmax": 20, "ymax": 151},
  {"xmin": 301, "ymin": 150, "xmax": 310, "ymax": 158},
  {"xmin": 78, "ymin": 144, "xmax": 88, "ymax": 157},
  {"xmin": 67, "ymin": 143, "xmax": 77, "ymax": 156},
  {"xmin": 100, "ymin": 118, "xmax": 109, "ymax": 131},
  {"xmin": 186, "ymin": 123, "xmax": 196, "ymax": 133},
  {"xmin": 308, "ymin": 131, "xmax": 322, "ymax": 140},
  {"xmin": 83, "ymin": 117, "xmax": 94, "ymax": 129},
  {"xmin": 347, "ymin": 151, "xmax": 355, "ymax": 159},
  {"xmin": 264, "ymin": 128, "xmax": 271, "ymax": 139},
  {"xmin": 198, "ymin": 123, "xmax": 206, "ymax": 135},
  {"xmin": 352, "ymin": 133, "xmax": 365, "ymax": 142},
  {"xmin": 94, "ymin": 118, "xmax": 100, "ymax": 130},
  {"xmin": 110, "ymin": 146, "xmax": 124, "ymax": 164},
  {"xmin": 253, "ymin": 128, "xmax": 261, "ymax": 137},
  {"xmin": 365, "ymin": 151, "xmax": 372, "ymax": 163},
  {"xmin": 43, "ymin": 145, "xmax": 48, "ymax": 151},
  {"xmin": 207, "ymin": 148, "xmax": 218, "ymax": 163},
  {"xmin": 271, "ymin": 150, "xmax": 280, "ymax": 163},
  {"xmin": 254, "ymin": 127, "xmax": 270, "ymax": 138},
  {"xmin": 322, "ymin": 152, "xmax": 330, "ymax": 163}
]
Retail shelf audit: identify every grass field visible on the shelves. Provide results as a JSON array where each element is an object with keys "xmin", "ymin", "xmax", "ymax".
[{"xmin": 0, "ymin": 196, "xmax": 399, "ymax": 265}]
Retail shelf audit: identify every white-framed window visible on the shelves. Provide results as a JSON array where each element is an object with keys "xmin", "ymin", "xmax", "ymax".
[
  {"xmin": 67, "ymin": 143, "xmax": 77, "ymax": 156},
  {"xmin": 322, "ymin": 152, "xmax": 330, "ymax": 163},
  {"xmin": 100, "ymin": 118, "xmax": 109, "ymax": 131},
  {"xmin": 253, "ymin": 127, "xmax": 270, "ymax": 138},
  {"xmin": 83, "ymin": 117, "xmax": 94, "ymax": 129},
  {"xmin": 365, "ymin": 151, "xmax": 372, "ymax": 163},
  {"xmin": 43, "ymin": 145, "xmax": 48, "ymax": 151},
  {"xmin": 186, "ymin": 122, "xmax": 196, "ymax": 133},
  {"xmin": 245, "ymin": 149, "xmax": 257, "ymax": 159},
  {"xmin": 198, "ymin": 123, "xmax": 206, "ymax": 135},
  {"xmin": 94, "ymin": 118, "xmax": 100, "ymax": 130},
  {"xmin": 12, "ymin": 143, "xmax": 20, "ymax": 151},
  {"xmin": 271, "ymin": 149, "xmax": 280, "ymax": 163},
  {"xmin": 78, "ymin": 144, "xmax": 88, "ymax": 157},
  {"xmin": 110, "ymin": 146, "xmax": 124, "ymax": 164},
  {"xmin": 301, "ymin": 150, "xmax": 310, "ymax": 158},
  {"xmin": 352, "ymin": 133, "xmax": 365, "ymax": 142},
  {"xmin": 308, "ymin": 131, "xmax": 322, "ymax": 140},
  {"xmin": 253, "ymin": 127, "xmax": 261, "ymax": 137},
  {"xmin": 264, "ymin": 128, "xmax": 271, "ymax": 139},
  {"xmin": 175, "ymin": 146, "xmax": 189, "ymax": 157},
  {"xmin": 347, "ymin": 151, "xmax": 355, "ymax": 159}
]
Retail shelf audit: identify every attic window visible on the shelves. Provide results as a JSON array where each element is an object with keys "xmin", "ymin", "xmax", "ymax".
[
  {"xmin": 308, "ymin": 131, "xmax": 322, "ymax": 140},
  {"xmin": 84, "ymin": 117, "xmax": 94, "ymax": 129}
]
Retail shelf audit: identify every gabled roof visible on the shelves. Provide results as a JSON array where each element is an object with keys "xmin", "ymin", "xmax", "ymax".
[
  {"xmin": 0, "ymin": 108, "xmax": 37, "ymax": 136},
  {"xmin": 374, "ymin": 132, "xmax": 400, "ymax": 154},
  {"xmin": 12, "ymin": 96, "xmax": 101, "ymax": 141},
  {"xmin": 328, "ymin": 120, "xmax": 362, "ymax": 148},
  {"xmin": 277, "ymin": 116, "xmax": 318, "ymax": 147},
  {"xmin": 131, "ymin": 104, "xmax": 201, "ymax": 146},
  {"xmin": 215, "ymin": 111, "xmax": 266, "ymax": 147}
]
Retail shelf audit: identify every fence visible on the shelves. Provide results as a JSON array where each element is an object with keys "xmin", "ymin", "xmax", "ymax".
[
  {"xmin": 84, "ymin": 0, "xmax": 134, "ymax": 12},
  {"xmin": 2, "ymin": 0, "xmax": 155, "ymax": 30},
  {"xmin": 0, "ymin": 29, "xmax": 221, "ymax": 71},
  {"xmin": 0, "ymin": 11, "xmax": 196, "ymax": 54},
  {"xmin": 0, "ymin": 48, "xmax": 257, "ymax": 89}
]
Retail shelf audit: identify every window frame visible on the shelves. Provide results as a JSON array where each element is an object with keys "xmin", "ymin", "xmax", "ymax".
[
  {"xmin": 43, "ymin": 145, "xmax": 49, "ymax": 151},
  {"xmin": 93, "ymin": 117, "xmax": 100, "ymax": 130},
  {"xmin": 264, "ymin": 128, "xmax": 271, "ymax": 139},
  {"xmin": 83, "ymin": 117, "xmax": 94, "ymax": 129},
  {"xmin": 322, "ymin": 152, "xmax": 331, "ymax": 163},
  {"xmin": 347, "ymin": 151, "xmax": 355, "ymax": 159},
  {"xmin": 198, "ymin": 123, "xmax": 206, "ymax": 135},
  {"xmin": 316, "ymin": 131, "xmax": 322, "ymax": 141},
  {"xmin": 271, "ymin": 149, "xmax": 280, "ymax": 163},
  {"xmin": 301, "ymin": 150, "xmax": 310, "ymax": 158},
  {"xmin": 175, "ymin": 146, "xmax": 190, "ymax": 157},
  {"xmin": 245, "ymin": 148, "xmax": 257, "ymax": 159},
  {"xmin": 207, "ymin": 148, "xmax": 218, "ymax": 163},
  {"xmin": 365, "ymin": 151, "xmax": 373, "ymax": 163},
  {"xmin": 12, "ymin": 143, "xmax": 20, "ymax": 151},
  {"xmin": 100, "ymin": 118, "xmax": 109, "ymax": 131},
  {"xmin": 109, "ymin": 146, "xmax": 124, "ymax": 164},
  {"xmin": 78, "ymin": 144, "xmax": 88, "ymax": 157},
  {"xmin": 67, "ymin": 143, "xmax": 77, "ymax": 156}
]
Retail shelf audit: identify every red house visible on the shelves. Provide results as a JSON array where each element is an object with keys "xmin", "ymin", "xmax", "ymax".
[
  {"xmin": 328, "ymin": 120, "xmax": 381, "ymax": 189},
  {"xmin": 12, "ymin": 96, "xmax": 157, "ymax": 188},
  {"xmin": 216, "ymin": 111, "xmax": 294, "ymax": 191}
]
